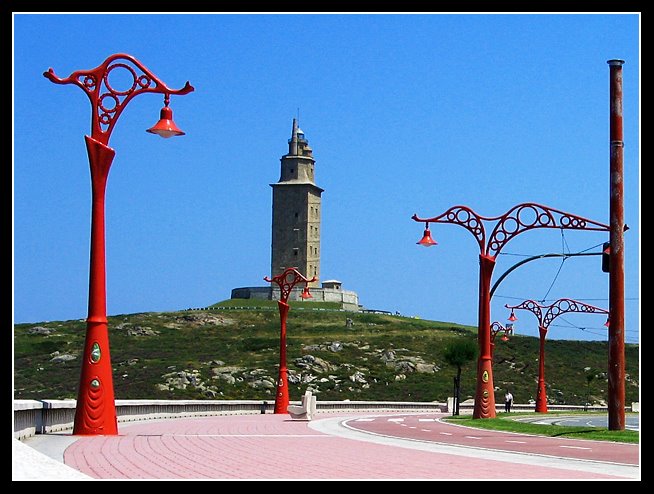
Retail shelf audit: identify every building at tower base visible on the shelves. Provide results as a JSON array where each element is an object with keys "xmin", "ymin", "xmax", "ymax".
[{"xmin": 231, "ymin": 280, "xmax": 359, "ymax": 311}]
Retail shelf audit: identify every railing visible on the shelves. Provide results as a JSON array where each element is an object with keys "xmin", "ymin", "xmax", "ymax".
[
  {"xmin": 14, "ymin": 399, "xmax": 446, "ymax": 439},
  {"xmin": 14, "ymin": 399, "xmax": 637, "ymax": 440},
  {"xmin": 184, "ymin": 306, "xmax": 348, "ymax": 312}
]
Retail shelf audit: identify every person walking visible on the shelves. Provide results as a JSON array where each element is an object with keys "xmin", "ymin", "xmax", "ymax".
[{"xmin": 504, "ymin": 390, "xmax": 514, "ymax": 413}]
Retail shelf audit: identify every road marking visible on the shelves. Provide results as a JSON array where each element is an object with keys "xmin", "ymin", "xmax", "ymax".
[
  {"xmin": 399, "ymin": 423, "xmax": 407, "ymax": 426},
  {"xmin": 559, "ymin": 445, "xmax": 591, "ymax": 450},
  {"xmin": 174, "ymin": 434, "xmax": 332, "ymax": 438},
  {"xmin": 408, "ymin": 426, "xmax": 417, "ymax": 429},
  {"xmin": 388, "ymin": 418, "xmax": 405, "ymax": 422},
  {"xmin": 418, "ymin": 418, "xmax": 436, "ymax": 422},
  {"xmin": 354, "ymin": 418, "xmax": 375, "ymax": 422},
  {"xmin": 465, "ymin": 436, "xmax": 482, "ymax": 440},
  {"xmin": 439, "ymin": 432, "xmax": 452, "ymax": 436},
  {"xmin": 420, "ymin": 429, "xmax": 431, "ymax": 432},
  {"xmin": 505, "ymin": 440, "xmax": 527, "ymax": 444}
]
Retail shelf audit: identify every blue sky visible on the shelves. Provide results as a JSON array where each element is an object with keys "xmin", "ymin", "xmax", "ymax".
[{"xmin": 13, "ymin": 13, "xmax": 640, "ymax": 343}]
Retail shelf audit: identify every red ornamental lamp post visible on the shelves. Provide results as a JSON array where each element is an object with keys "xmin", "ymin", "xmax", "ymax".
[
  {"xmin": 490, "ymin": 321, "xmax": 513, "ymax": 359},
  {"xmin": 44, "ymin": 54, "xmax": 193, "ymax": 435},
  {"xmin": 505, "ymin": 298, "xmax": 609, "ymax": 413},
  {"xmin": 264, "ymin": 267, "xmax": 317, "ymax": 414},
  {"xmin": 413, "ymin": 203, "xmax": 609, "ymax": 418}
]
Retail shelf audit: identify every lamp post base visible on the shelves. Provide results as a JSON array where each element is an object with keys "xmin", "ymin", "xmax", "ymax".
[
  {"xmin": 535, "ymin": 381, "xmax": 548, "ymax": 413},
  {"xmin": 473, "ymin": 358, "xmax": 497, "ymax": 419},
  {"xmin": 273, "ymin": 300, "xmax": 290, "ymax": 414},
  {"xmin": 72, "ymin": 319, "xmax": 118, "ymax": 435}
]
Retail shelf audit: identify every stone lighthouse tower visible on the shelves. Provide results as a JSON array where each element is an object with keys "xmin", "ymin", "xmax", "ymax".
[{"xmin": 270, "ymin": 119, "xmax": 323, "ymax": 287}]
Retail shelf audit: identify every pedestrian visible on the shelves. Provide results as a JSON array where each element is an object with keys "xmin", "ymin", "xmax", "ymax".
[{"xmin": 504, "ymin": 390, "xmax": 514, "ymax": 413}]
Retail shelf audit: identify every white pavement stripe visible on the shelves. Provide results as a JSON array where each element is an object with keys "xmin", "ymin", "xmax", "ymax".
[
  {"xmin": 354, "ymin": 418, "xmax": 375, "ymax": 422},
  {"xmin": 506, "ymin": 440, "xmax": 527, "ymax": 444},
  {"xmin": 465, "ymin": 436, "xmax": 482, "ymax": 440},
  {"xmin": 409, "ymin": 426, "xmax": 417, "ymax": 429},
  {"xmin": 420, "ymin": 429, "xmax": 431, "ymax": 432},
  {"xmin": 418, "ymin": 419, "xmax": 436, "ymax": 422},
  {"xmin": 388, "ymin": 418, "xmax": 405, "ymax": 422},
  {"xmin": 559, "ymin": 445, "xmax": 592, "ymax": 450},
  {"xmin": 170, "ymin": 434, "xmax": 332, "ymax": 438},
  {"xmin": 439, "ymin": 432, "xmax": 452, "ymax": 436}
]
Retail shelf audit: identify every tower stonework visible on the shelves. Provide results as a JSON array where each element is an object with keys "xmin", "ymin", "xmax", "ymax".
[{"xmin": 270, "ymin": 119, "xmax": 323, "ymax": 287}]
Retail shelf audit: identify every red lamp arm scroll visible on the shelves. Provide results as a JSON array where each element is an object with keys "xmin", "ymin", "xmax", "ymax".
[
  {"xmin": 412, "ymin": 206, "xmax": 487, "ymax": 253},
  {"xmin": 505, "ymin": 298, "xmax": 608, "ymax": 329},
  {"xmin": 504, "ymin": 300, "xmax": 544, "ymax": 326},
  {"xmin": 264, "ymin": 267, "xmax": 318, "ymax": 303},
  {"xmin": 490, "ymin": 321, "xmax": 513, "ymax": 341},
  {"xmin": 413, "ymin": 203, "xmax": 609, "ymax": 259},
  {"xmin": 43, "ymin": 53, "xmax": 194, "ymax": 145},
  {"xmin": 542, "ymin": 298, "xmax": 609, "ymax": 328},
  {"xmin": 486, "ymin": 203, "xmax": 610, "ymax": 258}
]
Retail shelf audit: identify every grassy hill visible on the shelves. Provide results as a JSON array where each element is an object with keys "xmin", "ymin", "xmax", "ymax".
[{"xmin": 13, "ymin": 300, "xmax": 639, "ymax": 406}]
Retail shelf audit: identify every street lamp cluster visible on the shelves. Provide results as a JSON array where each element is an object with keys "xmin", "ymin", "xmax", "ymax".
[
  {"xmin": 412, "ymin": 60, "xmax": 627, "ymax": 429},
  {"xmin": 412, "ymin": 204, "xmax": 609, "ymax": 419},
  {"xmin": 45, "ymin": 54, "xmax": 628, "ymax": 434},
  {"xmin": 504, "ymin": 299, "xmax": 609, "ymax": 413}
]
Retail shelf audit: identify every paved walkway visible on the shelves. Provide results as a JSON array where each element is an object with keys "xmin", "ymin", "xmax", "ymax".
[
  {"xmin": 341, "ymin": 413, "xmax": 639, "ymax": 465},
  {"xmin": 15, "ymin": 412, "xmax": 640, "ymax": 480}
]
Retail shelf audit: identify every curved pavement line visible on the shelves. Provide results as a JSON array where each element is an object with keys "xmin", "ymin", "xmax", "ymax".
[{"xmin": 308, "ymin": 414, "xmax": 640, "ymax": 480}]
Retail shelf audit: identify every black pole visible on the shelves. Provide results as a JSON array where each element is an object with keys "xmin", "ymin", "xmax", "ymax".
[{"xmin": 490, "ymin": 252, "xmax": 600, "ymax": 300}]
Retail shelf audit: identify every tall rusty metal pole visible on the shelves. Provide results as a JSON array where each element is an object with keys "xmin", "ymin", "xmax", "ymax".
[{"xmin": 607, "ymin": 59, "xmax": 626, "ymax": 431}]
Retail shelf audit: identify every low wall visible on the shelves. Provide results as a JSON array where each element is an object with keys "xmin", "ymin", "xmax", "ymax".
[
  {"xmin": 14, "ymin": 400, "xmax": 41, "ymax": 440},
  {"xmin": 451, "ymin": 402, "xmax": 612, "ymax": 415},
  {"xmin": 15, "ymin": 399, "xmax": 635, "ymax": 439},
  {"xmin": 14, "ymin": 399, "xmax": 445, "ymax": 439}
]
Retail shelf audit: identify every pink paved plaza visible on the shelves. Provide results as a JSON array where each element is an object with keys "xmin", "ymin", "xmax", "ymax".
[{"xmin": 52, "ymin": 412, "xmax": 639, "ymax": 480}]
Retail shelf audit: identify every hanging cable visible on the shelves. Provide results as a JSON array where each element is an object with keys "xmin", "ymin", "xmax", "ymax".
[
  {"xmin": 540, "ymin": 259, "xmax": 566, "ymax": 303},
  {"xmin": 538, "ymin": 229, "xmax": 568, "ymax": 302},
  {"xmin": 561, "ymin": 227, "xmax": 571, "ymax": 255},
  {"xmin": 500, "ymin": 241, "xmax": 605, "ymax": 258}
]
